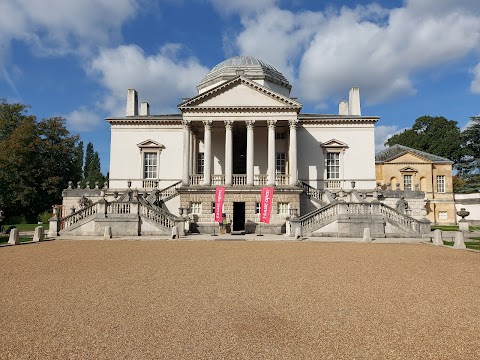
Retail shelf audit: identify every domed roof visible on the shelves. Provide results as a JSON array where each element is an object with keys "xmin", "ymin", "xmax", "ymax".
[{"xmin": 197, "ymin": 56, "xmax": 291, "ymax": 92}]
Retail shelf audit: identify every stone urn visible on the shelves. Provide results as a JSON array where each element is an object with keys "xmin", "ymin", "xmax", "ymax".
[{"xmin": 457, "ymin": 208, "xmax": 470, "ymax": 220}]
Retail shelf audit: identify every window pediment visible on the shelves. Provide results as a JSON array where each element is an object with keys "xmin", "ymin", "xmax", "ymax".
[
  {"xmin": 137, "ymin": 139, "xmax": 165, "ymax": 151},
  {"xmin": 321, "ymin": 139, "xmax": 349, "ymax": 151},
  {"xmin": 399, "ymin": 166, "xmax": 418, "ymax": 173}
]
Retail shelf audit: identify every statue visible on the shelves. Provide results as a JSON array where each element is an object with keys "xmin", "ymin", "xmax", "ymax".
[{"xmin": 396, "ymin": 197, "xmax": 409, "ymax": 214}]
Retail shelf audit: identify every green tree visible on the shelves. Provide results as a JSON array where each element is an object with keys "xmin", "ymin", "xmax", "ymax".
[
  {"xmin": 83, "ymin": 142, "xmax": 105, "ymax": 188},
  {"xmin": 0, "ymin": 99, "xmax": 31, "ymax": 141},
  {"xmin": 386, "ymin": 116, "xmax": 464, "ymax": 164},
  {"xmin": 73, "ymin": 141, "xmax": 84, "ymax": 183},
  {"xmin": 84, "ymin": 142, "xmax": 94, "ymax": 181},
  {"xmin": 455, "ymin": 117, "xmax": 480, "ymax": 193}
]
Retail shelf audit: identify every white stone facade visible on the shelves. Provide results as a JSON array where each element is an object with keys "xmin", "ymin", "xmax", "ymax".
[{"xmin": 106, "ymin": 56, "xmax": 379, "ymax": 233}]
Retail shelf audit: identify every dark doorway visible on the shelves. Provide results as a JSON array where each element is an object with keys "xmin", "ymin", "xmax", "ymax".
[
  {"xmin": 233, "ymin": 202, "xmax": 245, "ymax": 231},
  {"xmin": 233, "ymin": 123, "xmax": 246, "ymax": 174}
]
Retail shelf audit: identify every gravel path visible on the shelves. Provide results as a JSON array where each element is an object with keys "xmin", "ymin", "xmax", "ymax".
[{"xmin": 1, "ymin": 240, "xmax": 479, "ymax": 359}]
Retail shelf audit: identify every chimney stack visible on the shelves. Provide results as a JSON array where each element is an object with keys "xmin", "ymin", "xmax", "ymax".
[
  {"xmin": 126, "ymin": 89, "xmax": 138, "ymax": 116},
  {"xmin": 140, "ymin": 102, "xmax": 150, "ymax": 116},
  {"xmin": 348, "ymin": 87, "xmax": 361, "ymax": 116},
  {"xmin": 338, "ymin": 100, "xmax": 349, "ymax": 115}
]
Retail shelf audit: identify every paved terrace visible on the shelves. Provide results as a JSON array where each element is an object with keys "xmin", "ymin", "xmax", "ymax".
[{"xmin": 1, "ymin": 240, "xmax": 479, "ymax": 359}]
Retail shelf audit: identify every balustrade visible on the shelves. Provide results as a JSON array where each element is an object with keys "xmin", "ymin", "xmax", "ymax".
[
  {"xmin": 61, "ymin": 202, "xmax": 99, "ymax": 230},
  {"xmin": 107, "ymin": 202, "xmax": 131, "ymax": 214}
]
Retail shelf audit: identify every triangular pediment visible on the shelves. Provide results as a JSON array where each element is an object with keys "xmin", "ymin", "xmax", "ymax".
[
  {"xmin": 321, "ymin": 139, "xmax": 349, "ymax": 149},
  {"xmin": 390, "ymin": 152, "xmax": 432, "ymax": 164},
  {"xmin": 178, "ymin": 76, "xmax": 302, "ymax": 110},
  {"xmin": 137, "ymin": 139, "xmax": 165, "ymax": 149}
]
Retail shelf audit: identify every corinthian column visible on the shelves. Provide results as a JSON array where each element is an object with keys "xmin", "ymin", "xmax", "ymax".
[
  {"xmin": 267, "ymin": 120, "xmax": 276, "ymax": 186},
  {"xmin": 289, "ymin": 119, "xmax": 298, "ymax": 186},
  {"xmin": 246, "ymin": 120, "xmax": 255, "ymax": 186},
  {"xmin": 182, "ymin": 120, "xmax": 191, "ymax": 186},
  {"xmin": 203, "ymin": 120, "xmax": 212, "ymax": 186},
  {"xmin": 224, "ymin": 120, "xmax": 233, "ymax": 186}
]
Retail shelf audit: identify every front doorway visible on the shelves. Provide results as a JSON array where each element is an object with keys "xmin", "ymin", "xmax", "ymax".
[{"xmin": 233, "ymin": 202, "xmax": 245, "ymax": 231}]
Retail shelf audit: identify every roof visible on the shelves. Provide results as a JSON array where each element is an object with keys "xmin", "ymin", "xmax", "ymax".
[
  {"xmin": 375, "ymin": 144, "xmax": 454, "ymax": 164},
  {"xmin": 197, "ymin": 56, "xmax": 290, "ymax": 92}
]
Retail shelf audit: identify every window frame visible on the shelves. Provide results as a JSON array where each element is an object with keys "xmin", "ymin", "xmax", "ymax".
[
  {"xmin": 326, "ymin": 152, "xmax": 340, "ymax": 180},
  {"xmin": 436, "ymin": 175, "xmax": 445, "ymax": 193},
  {"xmin": 276, "ymin": 152, "xmax": 286, "ymax": 175}
]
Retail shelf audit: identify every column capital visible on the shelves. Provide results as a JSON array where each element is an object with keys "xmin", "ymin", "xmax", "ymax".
[
  {"xmin": 224, "ymin": 120, "xmax": 234, "ymax": 130},
  {"xmin": 267, "ymin": 120, "xmax": 277, "ymax": 129},
  {"xmin": 289, "ymin": 119, "xmax": 298, "ymax": 128},
  {"xmin": 246, "ymin": 120, "xmax": 255, "ymax": 130},
  {"xmin": 203, "ymin": 120, "xmax": 212, "ymax": 130},
  {"xmin": 182, "ymin": 119, "xmax": 191, "ymax": 129}
]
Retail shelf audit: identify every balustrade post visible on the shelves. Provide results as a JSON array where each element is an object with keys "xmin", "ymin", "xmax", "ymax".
[{"xmin": 290, "ymin": 218, "xmax": 301, "ymax": 238}]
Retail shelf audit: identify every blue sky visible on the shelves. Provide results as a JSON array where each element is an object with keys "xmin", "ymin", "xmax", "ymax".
[{"xmin": 1, "ymin": 0, "xmax": 479, "ymax": 173}]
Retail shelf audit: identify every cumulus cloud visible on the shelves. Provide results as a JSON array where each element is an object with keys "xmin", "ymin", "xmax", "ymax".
[
  {"xmin": 65, "ymin": 107, "xmax": 103, "ymax": 132},
  {"xmin": 88, "ymin": 44, "xmax": 210, "ymax": 116},
  {"xmin": 374, "ymin": 125, "xmax": 403, "ymax": 153},
  {"xmin": 0, "ymin": 0, "xmax": 139, "ymax": 58},
  {"xmin": 225, "ymin": 1, "xmax": 480, "ymax": 106},
  {"xmin": 471, "ymin": 63, "xmax": 480, "ymax": 93},
  {"xmin": 209, "ymin": 0, "xmax": 278, "ymax": 16}
]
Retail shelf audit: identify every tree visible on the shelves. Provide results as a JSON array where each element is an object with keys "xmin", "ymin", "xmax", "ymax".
[
  {"xmin": 73, "ymin": 141, "xmax": 84, "ymax": 183},
  {"xmin": 84, "ymin": 142, "xmax": 94, "ymax": 181},
  {"xmin": 83, "ymin": 142, "xmax": 105, "ymax": 187},
  {"xmin": 458, "ymin": 117, "xmax": 480, "ymax": 175},
  {"xmin": 0, "ymin": 100, "xmax": 81, "ymax": 222},
  {"xmin": 385, "ymin": 116, "xmax": 464, "ymax": 164}
]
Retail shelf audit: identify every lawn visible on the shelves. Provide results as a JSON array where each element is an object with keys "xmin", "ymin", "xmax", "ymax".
[{"xmin": 0, "ymin": 223, "xmax": 49, "ymax": 244}]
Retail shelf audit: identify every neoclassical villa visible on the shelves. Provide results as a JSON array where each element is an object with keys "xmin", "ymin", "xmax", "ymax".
[{"xmin": 55, "ymin": 56, "xmax": 430, "ymax": 238}]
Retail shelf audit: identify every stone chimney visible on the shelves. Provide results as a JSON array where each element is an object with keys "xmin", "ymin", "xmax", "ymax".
[
  {"xmin": 339, "ymin": 100, "xmax": 349, "ymax": 115},
  {"xmin": 126, "ymin": 89, "xmax": 138, "ymax": 116},
  {"xmin": 140, "ymin": 102, "xmax": 150, "ymax": 116},
  {"xmin": 348, "ymin": 87, "xmax": 361, "ymax": 116}
]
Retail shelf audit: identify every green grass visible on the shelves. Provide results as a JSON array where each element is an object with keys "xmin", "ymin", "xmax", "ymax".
[
  {"xmin": 0, "ymin": 235, "xmax": 32, "ymax": 244},
  {"xmin": 431, "ymin": 225, "xmax": 478, "ymax": 231},
  {"xmin": 443, "ymin": 239, "xmax": 480, "ymax": 251},
  {"xmin": 2, "ymin": 223, "xmax": 49, "ymax": 231}
]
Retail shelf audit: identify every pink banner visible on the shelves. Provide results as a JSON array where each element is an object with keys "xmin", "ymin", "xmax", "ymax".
[
  {"xmin": 214, "ymin": 186, "xmax": 226, "ymax": 222},
  {"xmin": 259, "ymin": 187, "xmax": 274, "ymax": 224}
]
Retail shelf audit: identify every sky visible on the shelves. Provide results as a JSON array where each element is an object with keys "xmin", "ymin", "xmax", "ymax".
[{"xmin": 1, "ymin": 0, "xmax": 479, "ymax": 173}]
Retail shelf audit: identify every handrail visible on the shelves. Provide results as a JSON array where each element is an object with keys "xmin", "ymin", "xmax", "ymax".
[
  {"xmin": 380, "ymin": 203, "xmax": 423, "ymax": 234},
  {"xmin": 299, "ymin": 181, "xmax": 323, "ymax": 201},
  {"xmin": 61, "ymin": 201, "xmax": 99, "ymax": 230},
  {"xmin": 297, "ymin": 202, "xmax": 339, "ymax": 233}
]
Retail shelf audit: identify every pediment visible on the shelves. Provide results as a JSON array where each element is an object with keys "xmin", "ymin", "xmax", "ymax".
[
  {"xmin": 399, "ymin": 166, "xmax": 418, "ymax": 172},
  {"xmin": 321, "ymin": 139, "xmax": 349, "ymax": 149},
  {"xmin": 137, "ymin": 139, "xmax": 165, "ymax": 149},
  {"xmin": 390, "ymin": 152, "xmax": 432, "ymax": 164},
  {"xmin": 178, "ymin": 76, "xmax": 302, "ymax": 110}
]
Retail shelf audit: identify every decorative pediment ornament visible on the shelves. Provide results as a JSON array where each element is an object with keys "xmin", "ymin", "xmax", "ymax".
[
  {"xmin": 178, "ymin": 76, "xmax": 302, "ymax": 110},
  {"xmin": 399, "ymin": 166, "xmax": 418, "ymax": 173},
  {"xmin": 137, "ymin": 140, "xmax": 165, "ymax": 151},
  {"xmin": 320, "ymin": 139, "xmax": 349, "ymax": 149}
]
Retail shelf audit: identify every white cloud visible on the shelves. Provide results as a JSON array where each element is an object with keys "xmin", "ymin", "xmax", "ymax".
[
  {"xmin": 88, "ymin": 44, "xmax": 210, "ymax": 116},
  {"xmin": 374, "ymin": 125, "xmax": 403, "ymax": 153},
  {"xmin": 209, "ymin": 0, "xmax": 278, "ymax": 16},
  {"xmin": 225, "ymin": 1, "xmax": 480, "ymax": 105},
  {"xmin": 471, "ymin": 63, "xmax": 480, "ymax": 94},
  {"xmin": 65, "ymin": 108, "xmax": 103, "ymax": 132},
  {"xmin": 0, "ymin": 0, "xmax": 140, "ymax": 59}
]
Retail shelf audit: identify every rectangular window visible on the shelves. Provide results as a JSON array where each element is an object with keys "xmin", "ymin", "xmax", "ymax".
[
  {"xmin": 144, "ymin": 152, "xmax": 157, "ymax": 179},
  {"xmin": 255, "ymin": 202, "xmax": 260, "ymax": 214},
  {"xmin": 326, "ymin": 152, "xmax": 340, "ymax": 179},
  {"xmin": 438, "ymin": 211, "xmax": 448, "ymax": 220},
  {"xmin": 211, "ymin": 202, "xmax": 215, "ymax": 214},
  {"xmin": 191, "ymin": 202, "xmax": 202, "ymax": 214},
  {"xmin": 436, "ymin": 175, "xmax": 445, "ymax": 193},
  {"xmin": 278, "ymin": 202, "xmax": 289, "ymax": 215},
  {"xmin": 276, "ymin": 152, "xmax": 286, "ymax": 175},
  {"xmin": 275, "ymin": 132, "xmax": 286, "ymax": 139},
  {"xmin": 404, "ymin": 175, "xmax": 412, "ymax": 191},
  {"xmin": 197, "ymin": 153, "xmax": 204, "ymax": 175}
]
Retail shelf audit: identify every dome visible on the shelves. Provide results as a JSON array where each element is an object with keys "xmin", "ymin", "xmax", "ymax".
[{"xmin": 197, "ymin": 56, "xmax": 291, "ymax": 93}]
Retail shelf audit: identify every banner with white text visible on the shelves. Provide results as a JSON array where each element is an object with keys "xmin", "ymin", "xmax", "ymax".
[
  {"xmin": 259, "ymin": 186, "xmax": 274, "ymax": 224},
  {"xmin": 214, "ymin": 186, "xmax": 226, "ymax": 222}
]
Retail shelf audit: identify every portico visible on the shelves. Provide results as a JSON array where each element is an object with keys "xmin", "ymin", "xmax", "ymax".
[{"xmin": 181, "ymin": 117, "xmax": 299, "ymax": 187}]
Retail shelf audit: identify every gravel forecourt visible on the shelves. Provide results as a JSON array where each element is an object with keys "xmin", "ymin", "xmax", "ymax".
[{"xmin": 1, "ymin": 240, "xmax": 479, "ymax": 359}]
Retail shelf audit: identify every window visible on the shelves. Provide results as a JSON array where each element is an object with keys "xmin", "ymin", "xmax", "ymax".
[
  {"xmin": 326, "ymin": 152, "xmax": 340, "ymax": 179},
  {"xmin": 211, "ymin": 202, "xmax": 216, "ymax": 214},
  {"xmin": 191, "ymin": 202, "xmax": 202, "ymax": 214},
  {"xmin": 278, "ymin": 202, "xmax": 289, "ymax": 215},
  {"xmin": 197, "ymin": 153, "xmax": 204, "ymax": 175},
  {"xmin": 276, "ymin": 152, "xmax": 286, "ymax": 175},
  {"xmin": 255, "ymin": 202, "xmax": 260, "ymax": 214},
  {"xmin": 404, "ymin": 175, "xmax": 412, "ymax": 191},
  {"xmin": 436, "ymin": 175, "xmax": 445, "ymax": 193},
  {"xmin": 144, "ymin": 152, "xmax": 157, "ymax": 179},
  {"xmin": 438, "ymin": 211, "xmax": 448, "ymax": 220},
  {"xmin": 275, "ymin": 132, "xmax": 286, "ymax": 139}
]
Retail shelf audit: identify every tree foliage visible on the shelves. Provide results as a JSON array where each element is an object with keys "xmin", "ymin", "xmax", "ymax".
[
  {"xmin": 0, "ymin": 99, "xmax": 105, "ymax": 222},
  {"xmin": 385, "ymin": 116, "xmax": 464, "ymax": 164}
]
